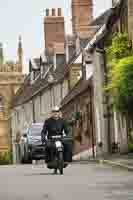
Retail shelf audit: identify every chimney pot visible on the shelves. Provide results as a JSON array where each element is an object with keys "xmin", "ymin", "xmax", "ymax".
[
  {"xmin": 46, "ymin": 9, "xmax": 49, "ymax": 16},
  {"xmin": 52, "ymin": 8, "xmax": 56, "ymax": 16},
  {"xmin": 58, "ymin": 8, "xmax": 62, "ymax": 16}
]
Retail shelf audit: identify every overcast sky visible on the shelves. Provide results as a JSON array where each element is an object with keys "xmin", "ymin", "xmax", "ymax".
[{"xmin": 0, "ymin": 0, "xmax": 111, "ymax": 72}]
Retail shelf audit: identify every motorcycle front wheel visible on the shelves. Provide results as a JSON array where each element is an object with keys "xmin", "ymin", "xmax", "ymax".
[{"xmin": 58, "ymin": 151, "xmax": 64, "ymax": 175}]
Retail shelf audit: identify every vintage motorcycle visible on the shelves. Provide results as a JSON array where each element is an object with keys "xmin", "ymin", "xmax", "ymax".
[{"xmin": 45, "ymin": 135, "xmax": 73, "ymax": 175}]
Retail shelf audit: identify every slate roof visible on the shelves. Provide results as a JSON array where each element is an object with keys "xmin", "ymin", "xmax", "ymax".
[
  {"xmin": 13, "ymin": 72, "xmax": 50, "ymax": 107},
  {"xmin": 61, "ymin": 78, "xmax": 92, "ymax": 107},
  {"xmin": 13, "ymin": 38, "xmax": 87, "ymax": 107},
  {"xmin": 85, "ymin": 0, "xmax": 124, "ymax": 52},
  {"xmin": 13, "ymin": 24, "xmax": 94, "ymax": 108},
  {"xmin": 89, "ymin": 9, "xmax": 113, "ymax": 27},
  {"xmin": 89, "ymin": 0, "xmax": 124, "ymax": 28},
  {"xmin": 80, "ymin": 38, "xmax": 90, "ymax": 48},
  {"xmin": 13, "ymin": 55, "xmax": 69, "ymax": 107}
]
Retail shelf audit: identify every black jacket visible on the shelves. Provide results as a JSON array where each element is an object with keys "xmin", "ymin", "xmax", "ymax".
[{"xmin": 41, "ymin": 117, "xmax": 69, "ymax": 142}]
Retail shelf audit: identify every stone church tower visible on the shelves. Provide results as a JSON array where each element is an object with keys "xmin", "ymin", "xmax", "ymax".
[
  {"xmin": 0, "ymin": 37, "xmax": 24, "ymax": 154},
  {"xmin": 71, "ymin": 0, "xmax": 93, "ymax": 38}
]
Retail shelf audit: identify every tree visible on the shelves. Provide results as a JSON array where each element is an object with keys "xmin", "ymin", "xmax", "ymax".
[{"xmin": 107, "ymin": 32, "xmax": 132, "ymax": 62}]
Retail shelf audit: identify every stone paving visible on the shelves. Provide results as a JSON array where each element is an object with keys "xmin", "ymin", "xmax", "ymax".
[{"xmin": 0, "ymin": 163, "xmax": 133, "ymax": 200}]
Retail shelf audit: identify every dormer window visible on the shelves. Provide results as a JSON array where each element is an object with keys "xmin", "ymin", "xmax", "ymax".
[
  {"xmin": 47, "ymin": 73, "xmax": 54, "ymax": 83},
  {"xmin": 81, "ymin": 50, "xmax": 93, "ymax": 80},
  {"xmin": 40, "ymin": 65, "xmax": 44, "ymax": 78},
  {"xmin": 40, "ymin": 52, "xmax": 48, "ymax": 78},
  {"xmin": 30, "ymin": 71, "xmax": 35, "ymax": 84},
  {"xmin": 29, "ymin": 58, "xmax": 41, "ymax": 84},
  {"xmin": 76, "ymin": 37, "xmax": 81, "ymax": 55}
]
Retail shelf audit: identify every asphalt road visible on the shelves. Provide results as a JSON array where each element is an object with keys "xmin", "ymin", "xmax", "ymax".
[{"xmin": 0, "ymin": 163, "xmax": 133, "ymax": 200}]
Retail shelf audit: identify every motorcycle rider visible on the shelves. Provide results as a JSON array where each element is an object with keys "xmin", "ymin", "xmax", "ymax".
[{"xmin": 41, "ymin": 106, "xmax": 70, "ymax": 170}]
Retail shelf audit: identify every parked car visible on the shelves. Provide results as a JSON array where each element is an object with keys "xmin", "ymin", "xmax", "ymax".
[{"xmin": 20, "ymin": 123, "xmax": 45, "ymax": 163}]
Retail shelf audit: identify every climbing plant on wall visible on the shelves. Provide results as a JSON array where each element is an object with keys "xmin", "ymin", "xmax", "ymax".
[
  {"xmin": 106, "ymin": 32, "xmax": 133, "ymax": 117},
  {"xmin": 107, "ymin": 56, "xmax": 133, "ymax": 116},
  {"xmin": 106, "ymin": 32, "xmax": 132, "ymax": 62}
]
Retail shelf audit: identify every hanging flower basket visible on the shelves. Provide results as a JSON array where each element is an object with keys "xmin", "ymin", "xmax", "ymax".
[
  {"xmin": 74, "ymin": 134, "xmax": 82, "ymax": 143},
  {"xmin": 75, "ymin": 112, "xmax": 82, "ymax": 121}
]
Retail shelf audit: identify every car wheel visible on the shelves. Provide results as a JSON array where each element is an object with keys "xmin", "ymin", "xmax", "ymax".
[{"xmin": 21, "ymin": 147, "xmax": 29, "ymax": 164}]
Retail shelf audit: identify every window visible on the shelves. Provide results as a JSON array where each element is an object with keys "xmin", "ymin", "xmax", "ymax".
[
  {"xmin": 0, "ymin": 95, "xmax": 4, "ymax": 112},
  {"xmin": 17, "ymin": 112, "xmax": 20, "ymax": 124}
]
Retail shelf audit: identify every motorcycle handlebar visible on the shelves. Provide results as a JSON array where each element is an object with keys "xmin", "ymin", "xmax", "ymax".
[
  {"xmin": 48, "ymin": 135, "xmax": 73, "ymax": 142},
  {"xmin": 51, "ymin": 135, "xmax": 62, "ymax": 139}
]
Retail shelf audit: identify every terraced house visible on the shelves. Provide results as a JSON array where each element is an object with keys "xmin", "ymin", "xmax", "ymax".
[
  {"xmin": 61, "ymin": 0, "xmax": 132, "ymax": 159},
  {"xmin": 11, "ymin": 0, "xmax": 97, "ymax": 163}
]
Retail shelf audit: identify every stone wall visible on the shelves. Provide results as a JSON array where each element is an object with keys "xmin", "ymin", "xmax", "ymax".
[{"xmin": 62, "ymin": 87, "xmax": 95, "ymax": 156}]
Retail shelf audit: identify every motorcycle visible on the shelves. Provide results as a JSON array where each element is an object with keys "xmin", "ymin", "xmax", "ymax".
[{"xmin": 45, "ymin": 135, "xmax": 72, "ymax": 175}]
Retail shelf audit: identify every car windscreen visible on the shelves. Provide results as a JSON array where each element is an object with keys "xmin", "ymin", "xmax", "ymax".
[{"xmin": 28, "ymin": 125, "xmax": 43, "ymax": 136}]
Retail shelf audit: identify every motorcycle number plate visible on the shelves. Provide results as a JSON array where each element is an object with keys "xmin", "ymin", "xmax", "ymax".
[{"xmin": 55, "ymin": 141, "xmax": 62, "ymax": 148}]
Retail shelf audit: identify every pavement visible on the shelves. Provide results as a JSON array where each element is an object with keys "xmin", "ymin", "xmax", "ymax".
[
  {"xmin": 0, "ymin": 163, "xmax": 133, "ymax": 200},
  {"xmin": 73, "ymin": 152, "xmax": 133, "ymax": 171},
  {"xmin": 101, "ymin": 153, "xmax": 133, "ymax": 171}
]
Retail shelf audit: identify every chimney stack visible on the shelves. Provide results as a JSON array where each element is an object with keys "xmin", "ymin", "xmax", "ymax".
[
  {"xmin": 44, "ymin": 8, "xmax": 65, "ymax": 56},
  {"xmin": 72, "ymin": 0, "xmax": 93, "ymax": 38}
]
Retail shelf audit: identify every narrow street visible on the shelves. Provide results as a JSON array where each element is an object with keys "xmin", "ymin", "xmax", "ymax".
[{"xmin": 0, "ymin": 163, "xmax": 133, "ymax": 200}]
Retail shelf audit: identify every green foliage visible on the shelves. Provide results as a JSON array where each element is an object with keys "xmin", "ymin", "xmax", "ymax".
[
  {"xmin": 128, "ymin": 131, "xmax": 133, "ymax": 143},
  {"xmin": 106, "ymin": 32, "xmax": 133, "ymax": 116},
  {"xmin": 128, "ymin": 142, "xmax": 133, "ymax": 152},
  {"xmin": 107, "ymin": 32, "xmax": 132, "ymax": 62},
  {"xmin": 106, "ymin": 56, "xmax": 133, "ymax": 115},
  {"xmin": 0, "ymin": 151, "xmax": 12, "ymax": 165}
]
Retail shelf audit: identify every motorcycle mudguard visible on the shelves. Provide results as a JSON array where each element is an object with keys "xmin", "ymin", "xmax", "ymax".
[{"xmin": 55, "ymin": 141, "xmax": 62, "ymax": 148}]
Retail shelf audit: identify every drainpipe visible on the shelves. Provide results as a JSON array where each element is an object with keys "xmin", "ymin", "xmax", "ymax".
[
  {"xmin": 90, "ymin": 87, "xmax": 96, "ymax": 158},
  {"xmin": 32, "ymin": 100, "xmax": 36, "ymax": 123}
]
